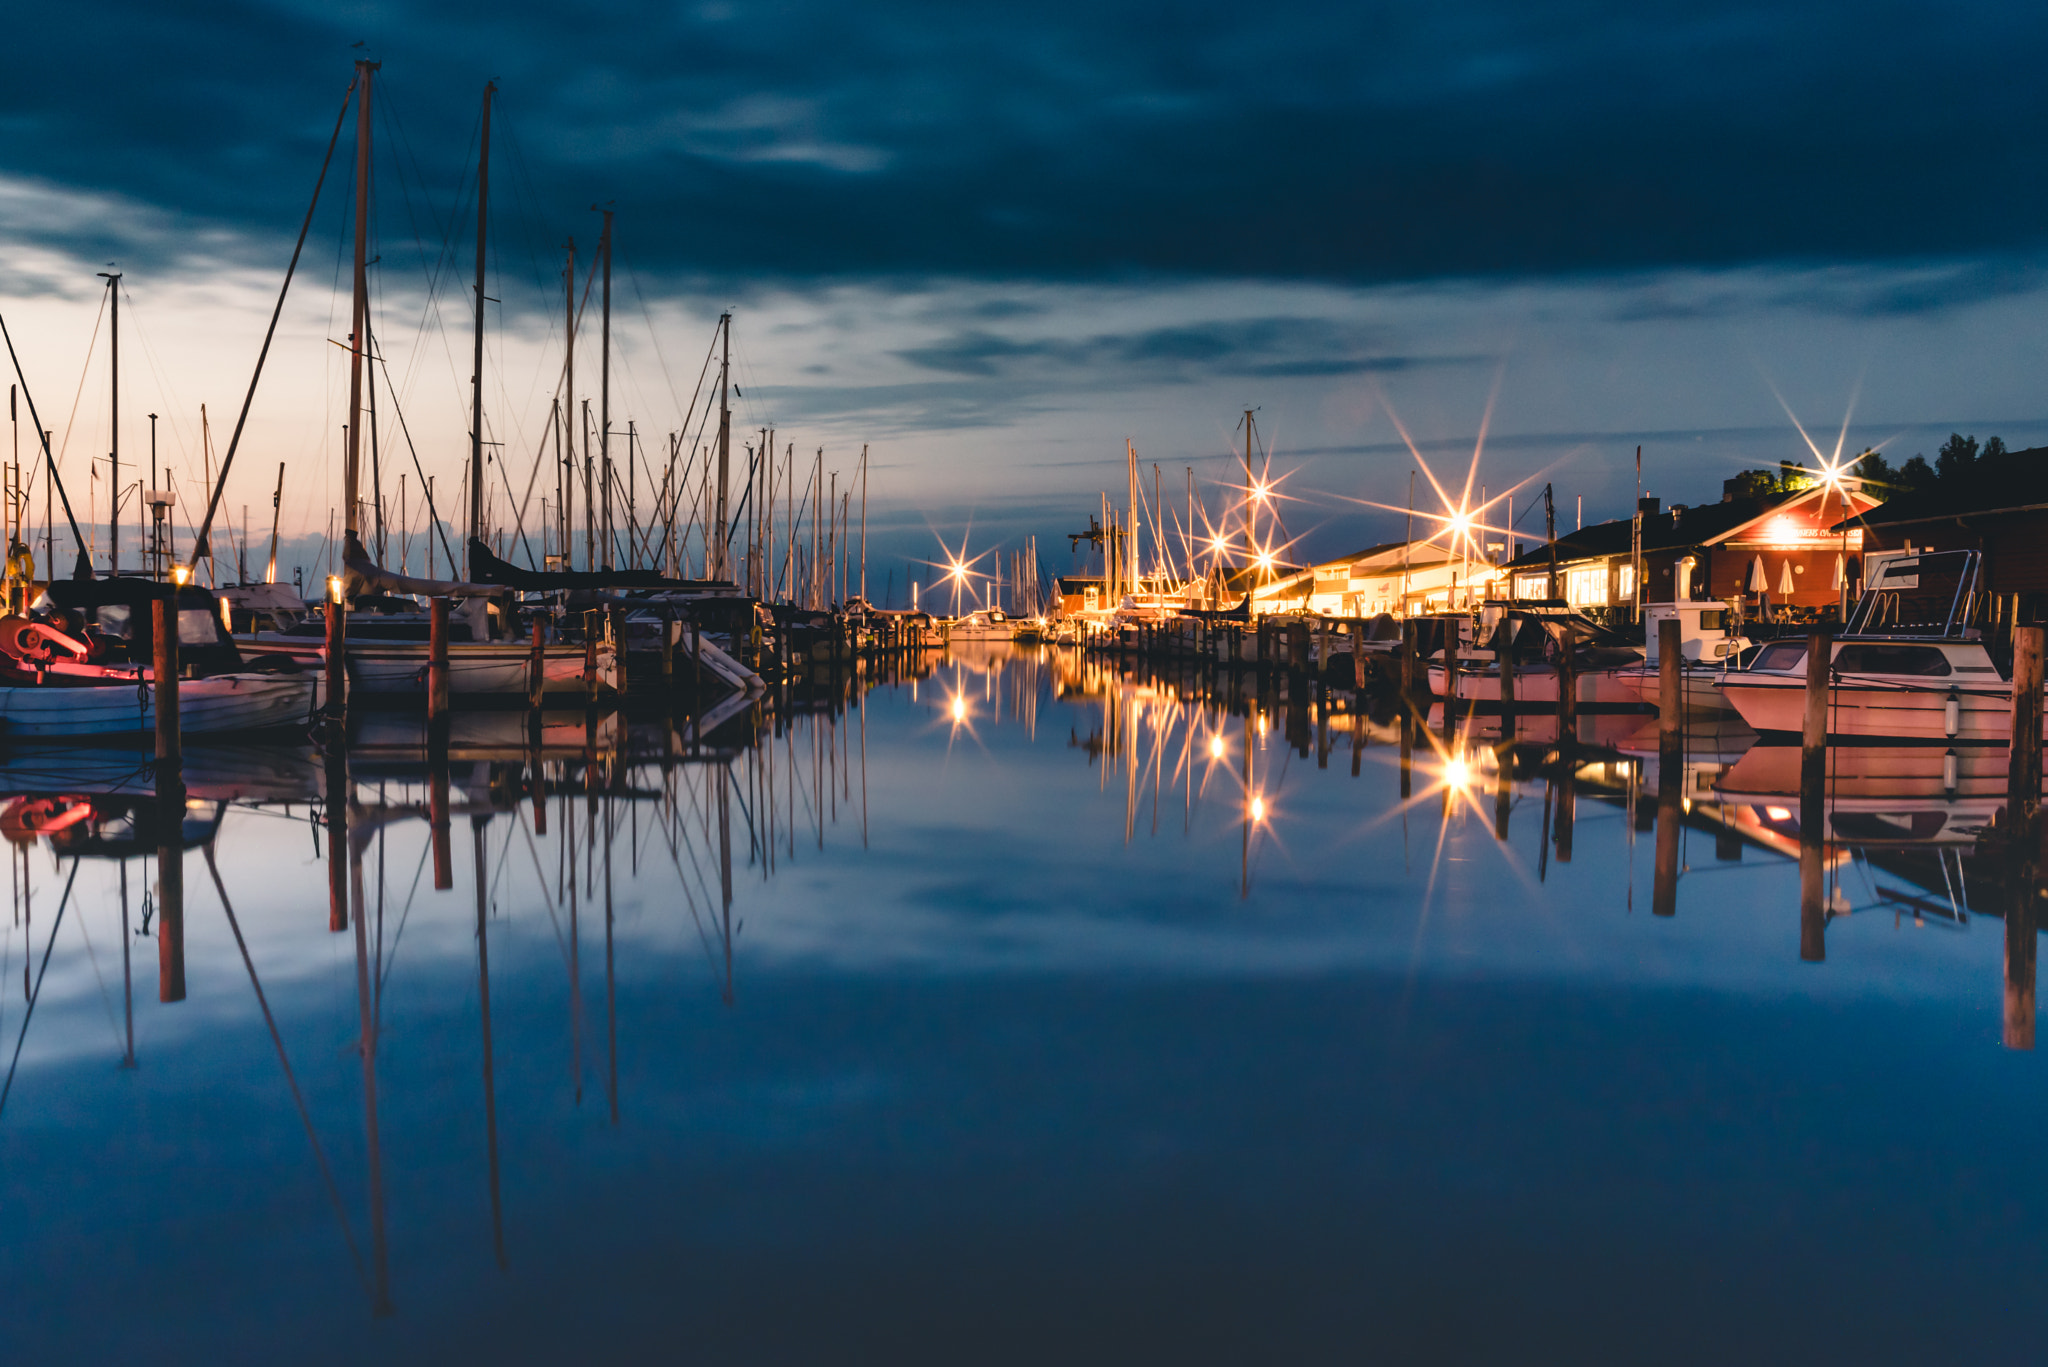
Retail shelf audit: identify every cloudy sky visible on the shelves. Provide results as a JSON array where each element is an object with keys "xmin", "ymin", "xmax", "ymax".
[{"xmin": 2, "ymin": 0, "xmax": 2045, "ymax": 593}]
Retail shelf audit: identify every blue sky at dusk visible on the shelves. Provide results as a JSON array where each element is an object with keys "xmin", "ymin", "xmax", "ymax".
[{"xmin": 2, "ymin": 0, "xmax": 2044, "ymax": 590}]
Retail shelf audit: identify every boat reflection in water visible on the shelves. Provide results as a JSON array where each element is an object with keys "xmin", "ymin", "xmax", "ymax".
[{"xmin": 4, "ymin": 644, "xmax": 2047, "ymax": 1359}]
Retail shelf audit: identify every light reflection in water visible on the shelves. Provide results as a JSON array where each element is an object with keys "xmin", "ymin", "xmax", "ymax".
[{"xmin": 0, "ymin": 642, "xmax": 2043, "ymax": 1357}]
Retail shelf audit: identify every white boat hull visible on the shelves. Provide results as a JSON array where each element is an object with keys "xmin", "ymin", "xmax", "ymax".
[
  {"xmin": 1714, "ymin": 677, "xmax": 2013, "ymax": 740},
  {"xmin": 241, "ymin": 636, "xmax": 618, "ymax": 698},
  {"xmin": 0, "ymin": 673, "xmax": 316, "ymax": 738}
]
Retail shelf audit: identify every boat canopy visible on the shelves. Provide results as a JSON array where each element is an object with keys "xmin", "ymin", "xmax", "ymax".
[{"xmin": 466, "ymin": 538, "xmax": 730, "ymax": 593}]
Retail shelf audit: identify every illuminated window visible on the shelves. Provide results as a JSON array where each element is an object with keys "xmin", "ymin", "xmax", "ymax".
[
  {"xmin": 1565, "ymin": 567, "xmax": 1607, "ymax": 606},
  {"xmin": 1617, "ymin": 564, "xmax": 1636, "ymax": 599}
]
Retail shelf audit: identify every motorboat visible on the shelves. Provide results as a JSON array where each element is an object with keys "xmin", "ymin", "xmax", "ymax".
[
  {"xmin": 1425, "ymin": 604, "xmax": 1641, "ymax": 704},
  {"xmin": 1714, "ymin": 549, "xmax": 2010, "ymax": 740},
  {"xmin": 948, "ymin": 607, "xmax": 1017, "ymax": 642},
  {"xmin": 1593, "ymin": 601, "xmax": 1753, "ymax": 712}
]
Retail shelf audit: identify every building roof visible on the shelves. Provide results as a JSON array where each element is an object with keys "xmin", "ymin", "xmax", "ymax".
[
  {"xmin": 1840, "ymin": 446, "xmax": 2048, "ymax": 528},
  {"xmin": 1503, "ymin": 484, "xmax": 1873, "ymax": 571}
]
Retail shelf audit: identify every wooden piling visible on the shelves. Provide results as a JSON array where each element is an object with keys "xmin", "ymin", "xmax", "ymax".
[
  {"xmin": 427, "ymin": 597, "xmax": 451, "ymax": 725},
  {"xmin": 1351, "ymin": 620, "xmax": 1367, "ymax": 691},
  {"xmin": 583, "ymin": 608, "xmax": 601, "ymax": 705},
  {"xmin": 2008, "ymin": 625, "xmax": 2042, "ymax": 830},
  {"xmin": 152, "ymin": 597, "xmax": 180, "ymax": 772},
  {"xmin": 1799, "ymin": 624, "xmax": 1832, "ymax": 961},
  {"xmin": 325, "ymin": 594, "xmax": 348, "ymax": 720},
  {"xmin": 1659, "ymin": 617, "xmax": 1682, "ymax": 743}
]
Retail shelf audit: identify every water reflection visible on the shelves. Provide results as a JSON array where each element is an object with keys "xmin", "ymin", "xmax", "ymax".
[{"xmin": 2, "ymin": 644, "xmax": 2045, "ymax": 1357}]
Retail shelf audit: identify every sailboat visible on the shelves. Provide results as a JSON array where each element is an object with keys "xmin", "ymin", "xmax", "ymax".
[
  {"xmin": 209, "ymin": 67, "xmax": 617, "ymax": 703},
  {"xmin": 0, "ymin": 282, "xmax": 317, "ymax": 738}
]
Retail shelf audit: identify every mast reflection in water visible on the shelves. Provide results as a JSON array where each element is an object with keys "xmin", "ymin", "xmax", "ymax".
[{"xmin": 3, "ymin": 643, "xmax": 2047, "ymax": 1363}]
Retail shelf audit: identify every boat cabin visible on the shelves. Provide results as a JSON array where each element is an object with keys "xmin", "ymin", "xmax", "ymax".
[
  {"xmin": 1643, "ymin": 603, "xmax": 1745, "ymax": 664},
  {"xmin": 29, "ymin": 577, "xmax": 249, "ymax": 675}
]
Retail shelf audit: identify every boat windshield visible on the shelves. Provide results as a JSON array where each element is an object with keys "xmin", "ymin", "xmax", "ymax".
[{"xmin": 1845, "ymin": 549, "xmax": 1980, "ymax": 637}]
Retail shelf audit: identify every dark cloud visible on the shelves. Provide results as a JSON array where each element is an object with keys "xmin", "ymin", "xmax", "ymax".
[
  {"xmin": 894, "ymin": 317, "xmax": 1475, "ymax": 380},
  {"xmin": 3, "ymin": 1, "xmax": 2046, "ymax": 288}
]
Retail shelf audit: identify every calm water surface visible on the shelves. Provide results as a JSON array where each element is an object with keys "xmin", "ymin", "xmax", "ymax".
[{"xmin": 3, "ymin": 647, "xmax": 2044, "ymax": 1364}]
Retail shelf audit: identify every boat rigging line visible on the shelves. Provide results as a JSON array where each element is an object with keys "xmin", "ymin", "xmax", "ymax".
[{"xmin": 190, "ymin": 71, "xmax": 358, "ymax": 567}]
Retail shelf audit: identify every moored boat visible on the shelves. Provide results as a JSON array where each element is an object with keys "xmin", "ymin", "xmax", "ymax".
[{"xmin": 1714, "ymin": 549, "xmax": 2011, "ymax": 740}]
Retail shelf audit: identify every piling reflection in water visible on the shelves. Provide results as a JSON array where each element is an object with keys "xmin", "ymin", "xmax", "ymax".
[{"xmin": 2, "ymin": 638, "xmax": 2045, "ymax": 1349}]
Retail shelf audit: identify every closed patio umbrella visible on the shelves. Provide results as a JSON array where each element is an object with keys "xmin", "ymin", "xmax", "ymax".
[
  {"xmin": 1778, "ymin": 559, "xmax": 1796, "ymax": 597},
  {"xmin": 1747, "ymin": 555, "xmax": 1767, "ymax": 593},
  {"xmin": 1832, "ymin": 554, "xmax": 1846, "ymax": 592}
]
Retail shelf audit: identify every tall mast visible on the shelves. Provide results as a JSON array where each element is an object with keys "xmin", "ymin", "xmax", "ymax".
[
  {"xmin": 468, "ymin": 81, "xmax": 495, "ymax": 569},
  {"xmin": 344, "ymin": 59, "xmax": 376, "ymax": 543},
  {"xmin": 265, "ymin": 462, "xmax": 283, "ymax": 583},
  {"xmin": 1126, "ymin": 439, "xmax": 1138, "ymax": 597},
  {"xmin": 598, "ymin": 207, "xmax": 613, "ymax": 570},
  {"xmin": 715, "ymin": 313, "xmax": 731, "ymax": 579},
  {"xmin": 563, "ymin": 238, "xmax": 575, "ymax": 568},
  {"xmin": 97, "ymin": 270, "xmax": 120, "ymax": 574},
  {"xmin": 1242, "ymin": 408, "xmax": 1255, "ymax": 576},
  {"xmin": 858, "ymin": 443, "xmax": 868, "ymax": 602}
]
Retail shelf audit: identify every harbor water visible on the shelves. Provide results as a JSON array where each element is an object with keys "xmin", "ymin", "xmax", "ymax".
[{"xmin": 3, "ymin": 646, "xmax": 2045, "ymax": 1363}]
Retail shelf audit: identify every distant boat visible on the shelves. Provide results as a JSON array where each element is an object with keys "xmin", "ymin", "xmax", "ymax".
[{"xmin": 949, "ymin": 608, "xmax": 1016, "ymax": 642}]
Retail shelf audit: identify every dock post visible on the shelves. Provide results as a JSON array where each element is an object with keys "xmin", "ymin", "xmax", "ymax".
[
  {"xmin": 427, "ymin": 597, "xmax": 451, "ymax": 727},
  {"xmin": 583, "ymin": 609, "xmax": 601, "ymax": 707},
  {"xmin": 152, "ymin": 597, "xmax": 181, "ymax": 774},
  {"xmin": 1799, "ymin": 624, "xmax": 1833, "ymax": 961},
  {"xmin": 154, "ymin": 586, "xmax": 187, "ymax": 1002},
  {"xmin": 661, "ymin": 613, "xmax": 676, "ymax": 687},
  {"xmin": 2007, "ymin": 625, "xmax": 2042, "ymax": 831},
  {"xmin": 2005, "ymin": 625, "xmax": 2044, "ymax": 1048},
  {"xmin": 1555, "ymin": 625, "xmax": 1577, "ymax": 746},
  {"xmin": 1351, "ymin": 621, "xmax": 1368, "ymax": 691},
  {"xmin": 1658, "ymin": 617, "xmax": 1682, "ymax": 744},
  {"xmin": 1400, "ymin": 619, "xmax": 1417, "ymax": 708},
  {"xmin": 324, "ymin": 592, "xmax": 348, "ymax": 724}
]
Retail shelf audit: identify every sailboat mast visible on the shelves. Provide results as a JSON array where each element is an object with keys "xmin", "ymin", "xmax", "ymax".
[
  {"xmin": 715, "ymin": 313, "xmax": 731, "ymax": 580},
  {"xmin": 99, "ymin": 270, "xmax": 120, "ymax": 575},
  {"xmin": 563, "ymin": 238, "xmax": 575, "ymax": 568},
  {"xmin": 265, "ymin": 462, "xmax": 283, "ymax": 583},
  {"xmin": 598, "ymin": 208, "xmax": 613, "ymax": 569},
  {"xmin": 1126, "ymin": 439, "xmax": 1138, "ymax": 597},
  {"xmin": 344, "ymin": 59, "xmax": 376, "ymax": 543},
  {"xmin": 468, "ymin": 81, "xmax": 495, "ymax": 569}
]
